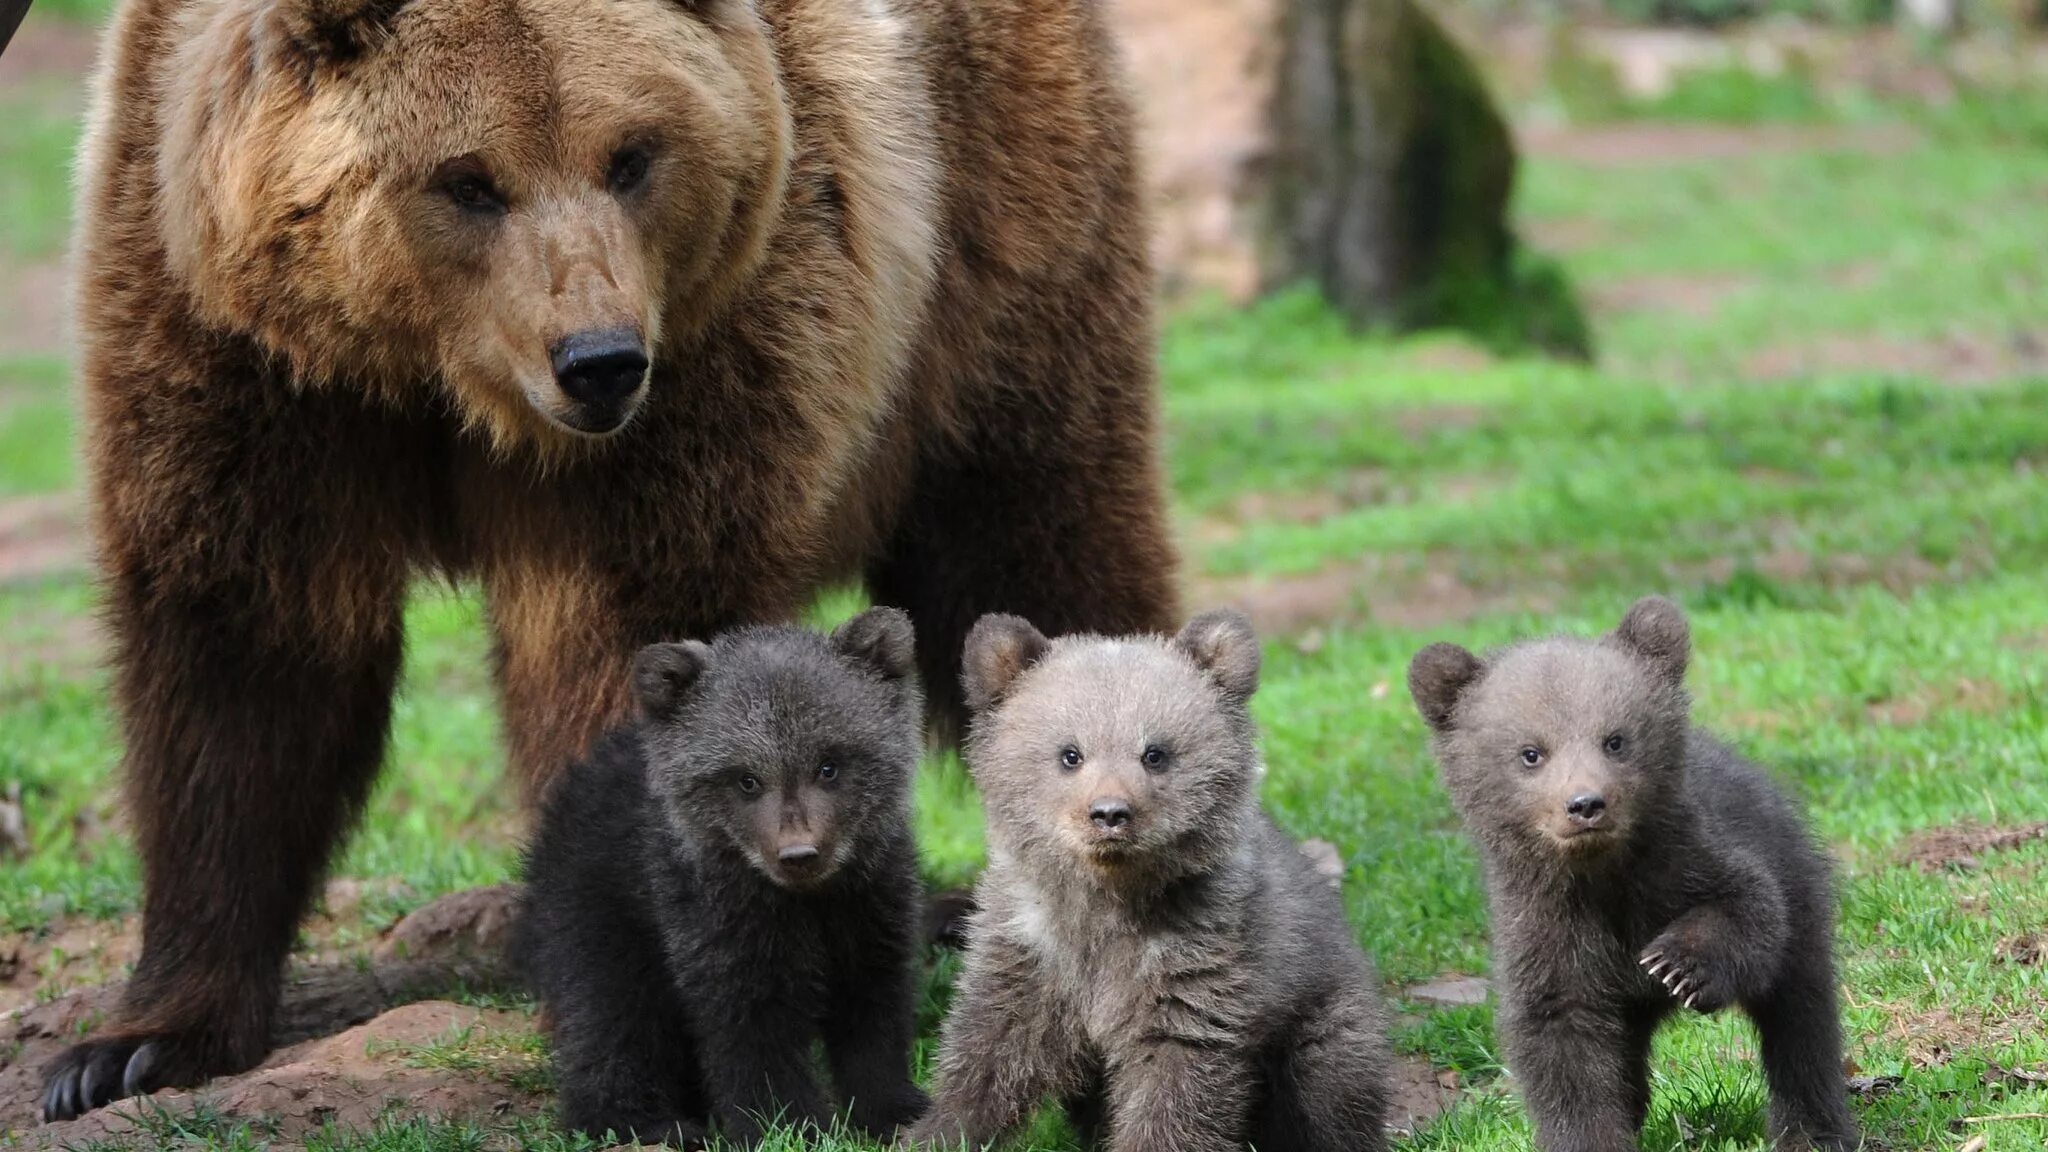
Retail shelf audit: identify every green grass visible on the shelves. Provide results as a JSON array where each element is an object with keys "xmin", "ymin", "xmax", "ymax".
[{"xmin": 5, "ymin": 36, "xmax": 2048, "ymax": 1152}]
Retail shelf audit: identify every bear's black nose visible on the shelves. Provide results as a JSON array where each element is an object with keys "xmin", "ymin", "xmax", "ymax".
[
  {"xmin": 550, "ymin": 327, "xmax": 648, "ymax": 414},
  {"xmin": 1089, "ymin": 798, "xmax": 1133, "ymax": 831},
  {"xmin": 1566, "ymin": 792, "xmax": 1608, "ymax": 823}
]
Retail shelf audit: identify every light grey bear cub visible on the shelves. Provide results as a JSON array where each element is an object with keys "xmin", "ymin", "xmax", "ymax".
[{"xmin": 909, "ymin": 609, "xmax": 1394, "ymax": 1152}]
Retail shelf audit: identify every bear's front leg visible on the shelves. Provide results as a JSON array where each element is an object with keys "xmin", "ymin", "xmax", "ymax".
[
  {"xmin": 822, "ymin": 850, "xmax": 930, "ymax": 1139},
  {"xmin": 677, "ymin": 960, "xmax": 835, "ymax": 1147},
  {"xmin": 44, "ymin": 381, "xmax": 419, "ymax": 1122},
  {"xmin": 1639, "ymin": 849, "xmax": 1790, "ymax": 1014},
  {"xmin": 1500, "ymin": 995, "xmax": 1645, "ymax": 1152},
  {"xmin": 909, "ymin": 934, "xmax": 1087, "ymax": 1150},
  {"xmin": 1102, "ymin": 1040, "xmax": 1253, "ymax": 1152}
]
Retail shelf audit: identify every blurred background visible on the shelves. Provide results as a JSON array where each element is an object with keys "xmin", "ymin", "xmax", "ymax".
[{"xmin": 2, "ymin": 0, "xmax": 2046, "ymax": 1149}]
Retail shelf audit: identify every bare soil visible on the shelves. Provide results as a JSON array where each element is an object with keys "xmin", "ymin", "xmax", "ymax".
[
  {"xmin": 1744, "ymin": 329, "xmax": 2048, "ymax": 387},
  {"xmin": 0, "ymin": 887, "xmax": 523, "ymax": 1140},
  {"xmin": 1894, "ymin": 822, "xmax": 2048, "ymax": 874},
  {"xmin": 0, "ymin": 493, "xmax": 87, "ymax": 584}
]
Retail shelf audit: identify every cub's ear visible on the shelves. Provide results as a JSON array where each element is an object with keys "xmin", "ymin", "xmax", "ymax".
[
  {"xmin": 633, "ymin": 640, "xmax": 713, "ymax": 722},
  {"xmin": 832, "ymin": 606, "xmax": 917, "ymax": 682},
  {"xmin": 270, "ymin": 0, "xmax": 408, "ymax": 63},
  {"xmin": 962, "ymin": 614, "xmax": 1050, "ymax": 714},
  {"xmin": 1610, "ymin": 596, "xmax": 1690, "ymax": 685},
  {"xmin": 1407, "ymin": 643, "xmax": 1483, "ymax": 733},
  {"xmin": 1173, "ymin": 609, "xmax": 1261, "ymax": 704}
]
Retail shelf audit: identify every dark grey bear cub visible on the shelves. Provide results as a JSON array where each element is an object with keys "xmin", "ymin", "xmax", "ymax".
[
  {"xmin": 910, "ymin": 609, "xmax": 1394, "ymax": 1152},
  {"xmin": 515, "ymin": 608, "xmax": 929, "ymax": 1148},
  {"xmin": 1407, "ymin": 597, "xmax": 1858, "ymax": 1152}
]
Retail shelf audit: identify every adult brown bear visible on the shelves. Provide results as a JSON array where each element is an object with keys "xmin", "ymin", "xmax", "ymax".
[{"xmin": 43, "ymin": 0, "xmax": 1176, "ymax": 1120}]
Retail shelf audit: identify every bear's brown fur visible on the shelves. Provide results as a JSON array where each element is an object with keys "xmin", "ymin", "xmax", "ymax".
[{"xmin": 46, "ymin": 0, "xmax": 1176, "ymax": 1119}]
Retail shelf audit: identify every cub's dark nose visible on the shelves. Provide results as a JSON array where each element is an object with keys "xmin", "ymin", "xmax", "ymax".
[
  {"xmin": 778, "ymin": 843, "xmax": 820, "ymax": 866},
  {"xmin": 550, "ymin": 327, "xmax": 648, "ymax": 416},
  {"xmin": 1566, "ymin": 792, "xmax": 1608, "ymax": 824},
  {"xmin": 1089, "ymin": 798, "xmax": 1133, "ymax": 831}
]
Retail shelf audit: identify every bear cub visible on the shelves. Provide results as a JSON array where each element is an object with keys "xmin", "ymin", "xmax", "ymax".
[
  {"xmin": 910, "ymin": 610, "xmax": 1394, "ymax": 1152},
  {"xmin": 515, "ymin": 608, "xmax": 930, "ymax": 1148},
  {"xmin": 1407, "ymin": 597, "xmax": 1858, "ymax": 1152}
]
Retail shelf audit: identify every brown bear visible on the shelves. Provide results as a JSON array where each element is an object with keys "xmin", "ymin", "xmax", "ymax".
[{"xmin": 43, "ymin": 0, "xmax": 1176, "ymax": 1121}]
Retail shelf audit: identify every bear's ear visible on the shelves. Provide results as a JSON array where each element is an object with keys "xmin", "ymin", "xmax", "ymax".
[
  {"xmin": 1173, "ymin": 609, "xmax": 1261, "ymax": 704},
  {"xmin": 633, "ymin": 640, "xmax": 713, "ymax": 722},
  {"xmin": 270, "ymin": 0, "xmax": 409, "ymax": 64},
  {"xmin": 832, "ymin": 606, "xmax": 917, "ymax": 682},
  {"xmin": 961, "ymin": 614, "xmax": 1050, "ymax": 713},
  {"xmin": 1610, "ymin": 596, "xmax": 1690, "ymax": 685},
  {"xmin": 1407, "ymin": 643, "xmax": 1483, "ymax": 733}
]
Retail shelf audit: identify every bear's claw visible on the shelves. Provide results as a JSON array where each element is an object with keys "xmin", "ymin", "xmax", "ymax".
[
  {"xmin": 41, "ymin": 1036, "xmax": 180, "ymax": 1123},
  {"xmin": 1639, "ymin": 938, "xmax": 1725, "ymax": 1013}
]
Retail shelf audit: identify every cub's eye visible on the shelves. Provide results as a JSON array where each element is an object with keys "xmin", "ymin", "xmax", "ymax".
[
  {"xmin": 738, "ymin": 774, "xmax": 761, "ymax": 795},
  {"xmin": 817, "ymin": 762, "xmax": 838, "ymax": 782},
  {"xmin": 1140, "ymin": 745, "xmax": 1167, "ymax": 771},
  {"xmin": 1518, "ymin": 746, "xmax": 1544, "ymax": 768},
  {"xmin": 609, "ymin": 147, "xmax": 651, "ymax": 195},
  {"xmin": 1059, "ymin": 746, "xmax": 1082, "ymax": 770},
  {"xmin": 1603, "ymin": 734, "xmax": 1627, "ymax": 755}
]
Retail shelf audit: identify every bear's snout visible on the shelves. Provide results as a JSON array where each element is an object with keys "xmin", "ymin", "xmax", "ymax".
[
  {"xmin": 1565, "ymin": 791, "xmax": 1608, "ymax": 826},
  {"xmin": 548, "ymin": 327, "xmax": 650, "ymax": 434},
  {"xmin": 1088, "ymin": 796, "xmax": 1134, "ymax": 835}
]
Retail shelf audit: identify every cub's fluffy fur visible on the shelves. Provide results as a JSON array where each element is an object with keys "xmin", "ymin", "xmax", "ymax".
[
  {"xmin": 515, "ymin": 608, "xmax": 928, "ymax": 1147},
  {"xmin": 1408, "ymin": 597, "xmax": 1858, "ymax": 1152},
  {"xmin": 911, "ymin": 610, "xmax": 1393, "ymax": 1152}
]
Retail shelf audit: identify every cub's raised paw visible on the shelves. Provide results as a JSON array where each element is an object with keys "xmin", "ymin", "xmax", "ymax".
[
  {"xmin": 41, "ymin": 1035, "xmax": 190, "ymax": 1123},
  {"xmin": 1639, "ymin": 935, "xmax": 1733, "ymax": 1014}
]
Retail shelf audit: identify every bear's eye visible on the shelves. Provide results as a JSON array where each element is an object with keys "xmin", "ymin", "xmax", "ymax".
[
  {"xmin": 1059, "ymin": 745, "xmax": 1082, "ymax": 770},
  {"xmin": 609, "ymin": 147, "xmax": 651, "ymax": 196},
  {"xmin": 441, "ymin": 174, "xmax": 504, "ymax": 215},
  {"xmin": 738, "ymin": 774, "xmax": 761, "ymax": 795},
  {"xmin": 1603, "ymin": 734, "xmax": 1627, "ymax": 755},
  {"xmin": 1518, "ymin": 746, "xmax": 1544, "ymax": 768},
  {"xmin": 817, "ymin": 762, "xmax": 838, "ymax": 782},
  {"xmin": 1140, "ymin": 745, "xmax": 1168, "ymax": 771}
]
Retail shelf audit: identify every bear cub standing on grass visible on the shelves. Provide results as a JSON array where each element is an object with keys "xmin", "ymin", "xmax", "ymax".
[
  {"xmin": 910, "ymin": 610, "xmax": 1394, "ymax": 1152},
  {"xmin": 1407, "ymin": 597, "xmax": 1859, "ymax": 1152},
  {"xmin": 515, "ymin": 608, "xmax": 929, "ymax": 1149}
]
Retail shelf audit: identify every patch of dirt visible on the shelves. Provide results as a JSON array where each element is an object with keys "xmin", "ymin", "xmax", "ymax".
[
  {"xmin": 1404, "ymin": 975, "xmax": 1492, "ymax": 1008},
  {"xmin": 0, "ymin": 886, "xmax": 523, "ymax": 1137},
  {"xmin": 1863, "ymin": 677, "xmax": 2012, "ymax": 728},
  {"xmin": 0, "ymin": 16, "xmax": 101, "ymax": 85},
  {"xmin": 16, "ymin": 1002, "xmax": 543, "ymax": 1150},
  {"xmin": 1518, "ymin": 122, "xmax": 1919, "ymax": 167},
  {"xmin": 1995, "ymin": 933, "xmax": 2042, "ymax": 968},
  {"xmin": 1589, "ymin": 272, "xmax": 1756, "ymax": 320},
  {"xmin": 0, "ymin": 918, "xmax": 139, "ymax": 1018},
  {"xmin": 0, "ymin": 494, "xmax": 88, "ymax": 585},
  {"xmin": 0, "ymin": 261, "xmax": 71, "ymax": 361},
  {"xmin": 1877, "ymin": 1004, "xmax": 2002, "ymax": 1069},
  {"xmin": 1744, "ymin": 329, "xmax": 2048, "ymax": 387},
  {"xmin": 1391, "ymin": 404, "xmax": 1493, "ymax": 443},
  {"xmin": 1190, "ymin": 553, "xmax": 1561, "ymax": 637},
  {"xmin": 1521, "ymin": 216, "xmax": 1609, "ymax": 256},
  {"xmin": 1386, "ymin": 1055, "xmax": 1461, "ymax": 1137},
  {"xmin": 1895, "ymin": 822, "xmax": 2048, "ymax": 874}
]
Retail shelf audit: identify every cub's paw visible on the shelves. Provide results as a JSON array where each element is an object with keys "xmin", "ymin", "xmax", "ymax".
[
  {"xmin": 852, "ymin": 1083, "xmax": 933, "ymax": 1141},
  {"xmin": 1639, "ymin": 935, "xmax": 1733, "ymax": 1014},
  {"xmin": 41, "ymin": 1034, "xmax": 201, "ymax": 1123}
]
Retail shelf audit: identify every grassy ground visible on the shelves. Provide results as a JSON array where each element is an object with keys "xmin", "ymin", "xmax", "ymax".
[{"xmin": 4, "ymin": 10, "xmax": 2048, "ymax": 1152}]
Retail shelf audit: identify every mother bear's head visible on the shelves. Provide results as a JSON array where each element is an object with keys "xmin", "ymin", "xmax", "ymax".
[{"xmin": 149, "ymin": 0, "xmax": 792, "ymax": 446}]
